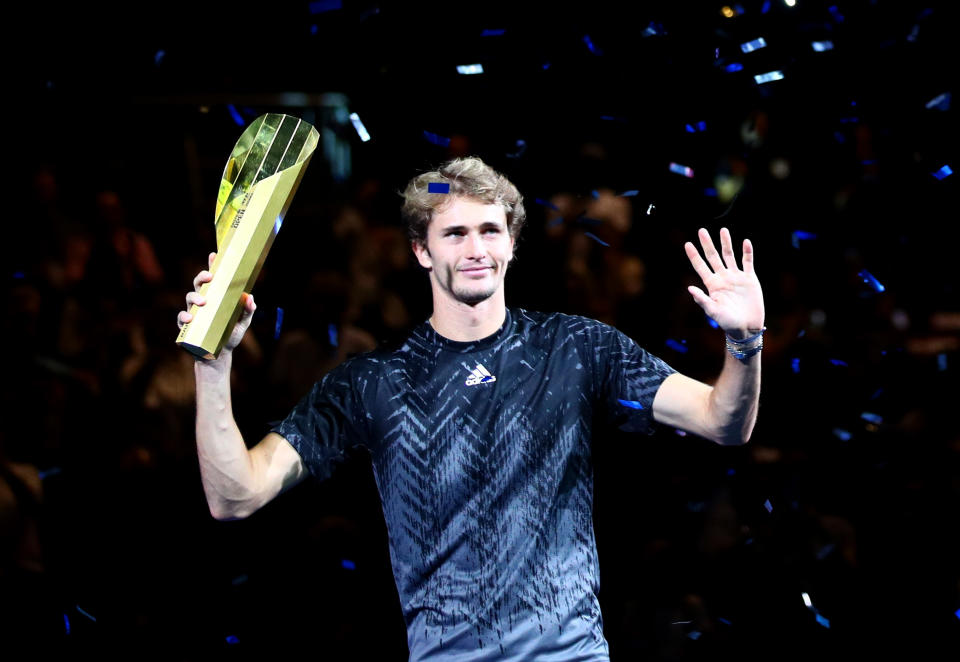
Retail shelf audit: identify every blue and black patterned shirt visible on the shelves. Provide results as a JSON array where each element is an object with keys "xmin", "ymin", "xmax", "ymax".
[{"xmin": 273, "ymin": 308, "xmax": 676, "ymax": 661}]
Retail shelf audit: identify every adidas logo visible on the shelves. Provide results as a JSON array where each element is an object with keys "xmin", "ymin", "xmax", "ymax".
[{"xmin": 465, "ymin": 363, "xmax": 497, "ymax": 386}]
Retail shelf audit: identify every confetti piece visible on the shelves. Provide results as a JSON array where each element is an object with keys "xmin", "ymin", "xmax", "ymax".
[
  {"xmin": 617, "ymin": 399, "xmax": 644, "ymax": 410},
  {"xmin": 685, "ymin": 121, "xmax": 707, "ymax": 133},
  {"xmin": 870, "ymin": 388, "xmax": 883, "ymax": 399},
  {"xmin": 309, "ymin": 0, "xmax": 341, "ymax": 13},
  {"xmin": 154, "ymin": 50, "xmax": 166, "ymax": 66},
  {"xmin": 802, "ymin": 592, "xmax": 813, "ymax": 608},
  {"xmin": 456, "ymin": 64, "xmax": 484, "ymax": 75},
  {"xmin": 797, "ymin": 330, "xmax": 805, "ymax": 338},
  {"xmin": 954, "ymin": 608, "xmax": 960, "ymax": 620},
  {"xmin": 932, "ymin": 165, "xmax": 953, "ymax": 180},
  {"xmin": 341, "ymin": 559, "xmax": 356, "ymax": 570},
  {"xmin": 816, "ymin": 543, "xmax": 835, "ymax": 560},
  {"xmin": 666, "ymin": 339, "xmax": 688, "ymax": 353},
  {"xmin": 829, "ymin": 359, "xmax": 848, "ymax": 367},
  {"xmin": 13, "ymin": 271, "xmax": 25, "ymax": 279},
  {"xmin": 38, "ymin": 466, "xmax": 61, "ymax": 480},
  {"xmin": 274, "ymin": 307, "xmax": 284, "ymax": 340},
  {"xmin": 754, "ymin": 70, "xmax": 785, "ymax": 84},
  {"xmin": 578, "ymin": 216, "xmax": 602, "ymax": 227},
  {"xmin": 328, "ymin": 323, "xmax": 339, "ymax": 347},
  {"xmin": 938, "ymin": 353, "xmax": 947, "ymax": 371},
  {"xmin": 428, "ymin": 182, "xmax": 450, "ymax": 194},
  {"xmin": 584, "ymin": 232, "xmax": 609, "ymax": 247},
  {"xmin": 832, "ymin": 428, "xmax": 852, "ymax": 441},
  {"xmin": 703, "ymin": 187, "xmax": 718, "ymax": 197},
  {"xmin": 861, "ymin": 412, "xmax": 883, "ymax": 424},
  {"xmin": 547, "ymin": 217, "xmax": 564, "ymax": 228},
  {"xmin": 582, "ymin": 35, "xmax": 601, "ymax": 55},
  {"xmin": 63, "ymin": 613, "xmax": 71, "ymax": 635},
  {"xmin": 647, "ymin": 203, "xmax": 656, "ymax": 214},
  {"xmin": 858, "ymin": 270, "xmax": 885, "ymax": 292},
  {"xmin": 591, "ymin": 190, "xmax": 600, "ymax": 199},
  {"xmin": 227, "ymin": 104, "xmax": 245, "ymax": 127},
  {"xmin": 706, "ymin": 316, "xmax": 719, "ymax": 329},
  {"xmin": 718, "ymin": 617, "xmax": 732, "ymax": 625},
  {"xmin": 506, "ymin": 139, "xmax": 527, "ymax": 158},
  {"xmin": 669, "ymin": 162, "xmax": 695, "ymax": 178},
  {"xmin": 535, "ymin": 197, "xmax": 559, "ymax": 210},
  {"xmin": 815, "ymin": 614, "xmax": 830, "ymax": 628},
  {"xmin": 642, "ymin": 21, "xmax": 666, "ymax": 37},
  {"xmin": 726, "ymin": 468, "xmax": 735, "ymax": 476},
  {"xmin": 675, "ymin": 429, "xmax": 688, "ymax": 436},
  {"xmin": 76, "ymin": 605, "xmax": 97, "ymax": 622},
  {"xmin": 423, "ymin": 130, "xmax": 451, "ymax": 147},
  {"xmin": 724, "ymin": 62, "xmax": 744, "ymax": 73},
  {"xmin": 811, "ymin": 41, "xmax": 834, "ymax": 52},
  {"xmin": 481, "ymin": 29, "xmax": 506, "ymax": 36},
  {"xmin": 226, "ymin": 635, "xmax": 240, "ymax": 644},
  {"xmin": 925, "ymin": 92, "xmax": 951, "ymax": 111},
  {"xmin": 764, "ymin": 499, "xmax": 773, "ymax": 513},
  {"xmin": 688, "ymin": 631, "xmax": 702, "ymax": 640},
  {"xmin": 791, "ymin": 358, "xmax": 800, "ymax": 373},
  {"xmin": 741, "ymin": 37, "xmax": 767, "ymax": 53},
  {"xmin": 828, "ymin": 5, "xmax": 844, "ymax": 22},
  {"xmin": 791, "ymin": 230, "xmax": 817, "ymax": 248},
  {"xmin": 619, "ymin": 190, "xmax": 639, "ymax": 197},
  {"xmin": 349, "ymin": 112, "xmax": 371, "ymax": 142}
]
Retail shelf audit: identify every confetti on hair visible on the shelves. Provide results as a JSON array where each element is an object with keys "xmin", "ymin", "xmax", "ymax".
[
  {"xmin": 423, "ymin": 130, "xmax": 451, "ymax": 147},
  {"xmin": 754, "ymin": 70, "xmax": 785, "ymax": 84},
  {"xmin": 932, "ymin": 165, "xmax": 953, "ymax": 180},
  {"xmin": 741, "ymin": 37, "xmax": 767, "ymax": 53},
  {"xmin": 617, "ymin": 399, "xmax": 644, "ymax": 410},
  {"xmin": 669, "ymin": 162, "xmax": 695, "ymax": 178},
  {"xmin": 858, "ymin": 270, "xmax": 885, "ymax": 292},
  {"xmin": 861, "ymin": 412, "xmax": 883, "ymax": 424},
  {"xmin": 584, "ymin": 232, "xmax": 609, "ymax": 247},
  {"xmin": 925, "ymin": 92, "xmax": 951, "ymax": 111},
  {"xmin": 764, "ymin": 499, "xmax": 773, "ymax": 513},
  {"xmin": 428, "ymin": 182, "xmax": 450, "ymax": 194},
  {"xmin": 666, "ymin": 338, "xmax": 688, "ymax": 353}
]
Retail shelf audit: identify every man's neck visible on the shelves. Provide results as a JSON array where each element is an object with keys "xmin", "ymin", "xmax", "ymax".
[{"xmin": 429, "ymin": 292, "xmax": 507, "ymax": 342}]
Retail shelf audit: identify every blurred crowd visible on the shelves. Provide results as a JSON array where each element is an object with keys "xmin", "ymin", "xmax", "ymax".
[{"xmin": 1, "ymin": 115, "xmax": 958, "ymax": 660}]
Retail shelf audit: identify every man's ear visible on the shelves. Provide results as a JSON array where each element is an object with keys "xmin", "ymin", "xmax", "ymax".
[{"xmin": 411, "ymin": 240, "xmax": 432, "ymax": 270}]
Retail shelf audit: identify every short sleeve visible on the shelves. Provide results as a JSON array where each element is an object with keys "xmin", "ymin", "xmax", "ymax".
[
  {"xmin": 592, "ymin": 324, "xmax": 676, "ymax": 435},
  {"xmin": 270, "ymin": 359, "xmax": 372, "ymax": 482}
]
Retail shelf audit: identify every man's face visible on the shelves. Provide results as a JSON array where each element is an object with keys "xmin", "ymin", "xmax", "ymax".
[{"xmin": 412, "ymin": 197, "xmax": 515, "ymax": 306}]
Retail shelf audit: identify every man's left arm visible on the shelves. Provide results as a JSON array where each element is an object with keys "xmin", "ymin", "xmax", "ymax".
[{"xmin": 651, "ymin": 227, "xmax": 765, "ymax": 446}]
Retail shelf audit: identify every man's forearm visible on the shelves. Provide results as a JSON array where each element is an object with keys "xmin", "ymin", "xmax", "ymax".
[
  {"xmin": 195, "ymin": 351, "xmax": 258, "ymax": 519},
  {"xmin": 705, "ymin": 350, "xmax": 761, "ymax": 445}
]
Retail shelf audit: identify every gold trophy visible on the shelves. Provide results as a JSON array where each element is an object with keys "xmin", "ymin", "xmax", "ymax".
[{"xmin": 176, "ymin": 113, "xmax": 319, "ymax": 360}]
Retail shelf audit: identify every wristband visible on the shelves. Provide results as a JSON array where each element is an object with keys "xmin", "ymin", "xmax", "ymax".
[{"xmin": 725, "ymin": 327, "xmax": 765, "ymax": 359}]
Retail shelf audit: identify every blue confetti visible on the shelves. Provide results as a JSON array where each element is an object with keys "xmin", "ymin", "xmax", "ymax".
[
  {"xmin": 666, "ymin": 339, "xmax": 688, "ymax": 353},
  {"xmin": 791, "ymin": 230, "xmax": 817, "ymax": 248},
  {"xmin": 547, "ymin": 217, "xmax": 564, "ymax": 228},
  {"xmin": 861, "ymin": 412, "xmax": 883, "ymax": 424},
  {"xmin": 38, "ymin": 467, "xmax": 61, "ymax": 480},
  {"xmin": 481, "ymin": 28, "xmax": 506, "ymax": 36},
  {"xmin": 349, "ymin": 112, "xmax": 371, "ymax": 142},
  {"xmin": 642, "ymin": 21, "xmax": 666, "ymax": 37},
  {"xmin": 718, "ymin": 617, "xmax": 732, "ymax": 625},
  {"xmin": 619, "ymin": 190, "xmax": 639, "ymax": 197},
  {"xmin": 274, "ymin": 307, "xmax": 284, "ymax": 340},
  {"xmin": 428, "ymin": 182, "xmax": 450, "ymax": 194},
  {"xmin": 341, "ymin": 559, "xmax": 356, "ymax": 570},
  {"xmin": 154, "ymin": 50, "xmax": 166, "ymax": 66},
  {"xmin": 764, "ymin": 499, "xmax": 773, "ymax": 513},
  {"xmin": 925, "ymin": 92, "xmax": 951, "ymax": 111},
  {"xmin": 797, "ymin": 329, "xmax": 805, "ymax": 338},
  {"xmin": 832, "ymin": 428, "xmax": 852, "ymax": 441},
  {"xmin": 584, "ymin": 232, "xmax": 609, "ymax": 247},
  {"xmin": 674, "ymin": 429, "xmax": 688, "ymax": 436},
  {"xmin": 932, "ymin": 165, "xmax": 953, "ymax": 180},
  {"xmin": 542, "ymin": 61, "xmax": 551, "ymax": 70},
  {"xmin": 870, "ymin": 388, "xmax": 883, "ymax": 399},
  {"xmin": 328, "ymin": 323, "xmax": 338, "ymax": 347},
  {"xmin": 829, "ymin": 359, "xmax": 848, "ymax": 367},
  {"xmin": 724, "ymin": 62, "xmax": 744, "ymax": 73},
  {"xmin": 791, "ymin": 358, "xmax": 800, "ymax": 373},
  {"xmin": 309, "ymin": 0, "xmax": 341, "ymax": 13},
  {"xmin": 703, "ymin": 187, "xmax": 718, "ymax": 197},
  {"xmin": 310, "ymin": 24, "xmax": 318, "ymax": 35},
  {"xmin": 741, "ymin": 37, "xmax": 767, "ymax": 53},
  {"xmin": 828, "ymin": 5, "xmax": 844, "ymax": 22},
  {"xmin": 423, "ymin": 130, "xmax": 451, "ymax": 147},
  {"xmin": 761, "ymin": 0, "xmax": 770, "ymax": 13},
  {"xmin": 591, "ymin": 189, "xmax": 600, "ymax": 199},
  {"xmin": 954, "ymin": 608, "xmax": 960, "ymax": 620},
  {"xmin": 669, "ymin": 162, "xmax": 694, "ymax": 178},
  {"xmin": 13, "ymin": 271, "xmax": 25, "ymax": 279},
  {"xmin": 578, "ymin": 216, "xmax": 602, "ymax": 227},
  {"xmin": 815, "ymin": 613, "xmax": 830, "ymax": 629},
  {"xmin": 76, "ymin": 605, "xmax": 97, "ymax": 622},
  {"xmin": 506, "ymin": 139, "xmax": 527, "ymax": 159},
  {"xmin": 63, "ymin": 613, "xmax": 71, "ymax": 635},
  {"xmin": 833, "ymin": 131, "xmax": 846, "ymax": 144},
  {"xmin": 706, "ymin": 316, "xmax": 719, "ymax": 329},
  {"xmin": 858, "ymin": 270, "xmax": 885, "ymax": 293},
  {"xmin": 456, "ymin": 64, "xmax": 484, "ymax": 75},
  {"xmin": 812, "ymin": 41, "xmax": 834, "ymax": 52},
  {"xmin": 227, "ymin": 104, "xmax": 245, "ymax": 127},
  {"xmin": 617, "ymin": 399, "xmax": 644, "ymax": 410},
  {"xmin": 754, "ymin": 70, "xmax": 785, "ymax": 84},
  {"xmin": 226, "ymin": 635, "xmax": 240, "ymax": 645},
  {"xmin": 685, "ymin": 121, "xmax": 707, "ymax": 133},
  {"xmin": 727, "ymin": 468, "xmax": 736, "ymax": 476},
  {"xmin": 582, "ymin": 35, "xmax": 601, "ymax": 55},
  {"xmin": 688, "ymin": 631, "xmax": 702, "ymax": 640},
  {"xmin": 535, "ymin": 197, "xmax": 559, "ymax": 210},
  {"xmin": 938, "ymin": 353, "xmax": 947, "ymax": 371}
]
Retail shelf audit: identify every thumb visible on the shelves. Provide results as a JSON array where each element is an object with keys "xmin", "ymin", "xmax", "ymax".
[{"xmin": 688, "ymin": 286, "xmax": 715, "ymax": 316}]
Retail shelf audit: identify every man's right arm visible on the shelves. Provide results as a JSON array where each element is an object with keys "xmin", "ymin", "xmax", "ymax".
[{"xmin": 182, "ymin": 253, "xmax": 307, "ymax": 520}]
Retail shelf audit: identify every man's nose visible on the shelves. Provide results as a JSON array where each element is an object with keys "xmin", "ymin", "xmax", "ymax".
[{"xmin": 465, "ymin": 231, "xmax": 486, "ymax": 258}]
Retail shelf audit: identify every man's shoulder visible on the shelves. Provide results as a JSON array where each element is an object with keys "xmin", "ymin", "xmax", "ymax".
[{"xmin": 511, "ymin": 308, "xmax": 617, "ymax": 338}]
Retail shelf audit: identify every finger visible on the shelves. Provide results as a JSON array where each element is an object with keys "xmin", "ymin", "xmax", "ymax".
[
  {"xmin": 742, "ymin": 238, "xmax": 755, "ymax": 274},
  {"xmin": 685, "ymin": 241, "xmax": 714, "ymax": 282},
  {"xmin": 186, "ymin": 291, "xmax": 206, "ymax": 308},
  {"xmin": 687, "ymin": 285, "xmax": 716, "ymax": 317},
  {"xmin": 177, "ymin": 310, "xmax": 193, "ymax": 328},
  {"xmin": 698, "ymin": 228, "xmax": 726, "ymax": 272},
  {"xmin": 242, "ymin": 293, "xmax": 256, "ymax": 312},
  {"xmin": 208, "ymin": 252, "xmax": 216, "ymax": 270},
  {"xmin": 193, "ymin": 270, "xmax": 212, "ymax": 292},
  {"xmin": 719, "ymin": 227, "xmax": 739, "ymax": 270}
]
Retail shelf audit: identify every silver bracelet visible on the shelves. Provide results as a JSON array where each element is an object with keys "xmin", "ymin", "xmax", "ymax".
[{"xmin": 725, "ymin": 327, "xmax": 765, "ymax": 359}]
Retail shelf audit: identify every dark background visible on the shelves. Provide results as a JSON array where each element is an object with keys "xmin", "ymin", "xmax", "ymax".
[{"xmin": 3, "ymin": 1, "xmax": 958, "ymax": 659}]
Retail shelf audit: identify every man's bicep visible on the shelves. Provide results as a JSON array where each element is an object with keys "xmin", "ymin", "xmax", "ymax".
[
  {"xmin": 249, "ymin": 432, "xmax": 309, "ymax": 504},
  {"xmin": 651, "ymin": 372, "xmax": 714, "ymax": 440}
]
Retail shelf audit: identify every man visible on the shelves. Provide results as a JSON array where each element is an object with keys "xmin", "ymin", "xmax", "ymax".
[{"xmin": 178, "ymin": 156, "xmax": 764, "ymax": 661}]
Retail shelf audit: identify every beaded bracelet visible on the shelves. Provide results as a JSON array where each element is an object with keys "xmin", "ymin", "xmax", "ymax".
[{"xmin": 725, "ymin": 327, "xmax": 766, "ymax": 360}]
